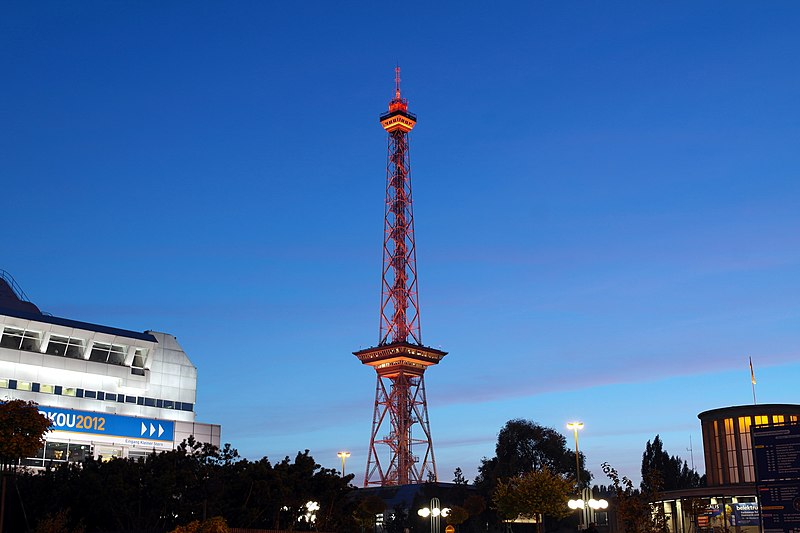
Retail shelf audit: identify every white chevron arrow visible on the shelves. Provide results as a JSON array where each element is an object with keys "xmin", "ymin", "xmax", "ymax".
[
  {"xmin": 149, "ymin": 423, "xmax": 156, "ymax": 436},
  {"xmin": 141, "ymin": 422, "xmax": 147, "ymax": 436},
  {"xmin": 158, "ymin": 424, "xmax": 164, "ymax": 438}
]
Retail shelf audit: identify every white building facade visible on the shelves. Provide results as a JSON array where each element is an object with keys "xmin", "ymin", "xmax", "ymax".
[{"xmin": 0, "ymin": 271, "xmax": 220, "ymax": 466}]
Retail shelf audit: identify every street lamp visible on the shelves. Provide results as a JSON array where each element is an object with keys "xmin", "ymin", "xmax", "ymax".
[
  {"xmin": 566, "ymin": 421, "xmax": 584, "ymax": 486},
  {"xmin": 418, "ymin": 497, "xmax": 450, "ymax": 533},
  {"xmin": 568, "ymin": 497, "xmax": 609, "ymax": 531},
  {"xmin": 337, "ymin": 451, "xmax": 350, "ymax": 477}
]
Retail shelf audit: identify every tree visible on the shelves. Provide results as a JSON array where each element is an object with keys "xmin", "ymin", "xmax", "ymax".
[
  {"xmin": 463, "ymin": 494, "xmax": 486, "ymax": 517},
  {"xmin": 169, "ymin": 516, "xmax": 229, "ymax": 533},
  {"xmin": 475, "ymin": 420, "xmax": 589, "ymax": 532},
  {"xmin": 477, "ymin": 419, "xmax": 591, "ymax": 488},
  {"xmin": 33, "ymin": 510, "xmax": 85, "ymax": 533},
  {"xmin": 492, "ymin": 468, "xmax": 572, "ymax": 533},
  {"xmin": 453, "ymin": 467, "xmax": 468, "ymax": 485},
  {"xmin": 602, "ymin": 462, "xmax": 668, "ymax": 533},
  {"xmin": 0, "ymin": 400, "xmax": 52, "ymax": 533},
  {"xmin": 446, "ymin": 505, "xmax": 470, "ymax": 527},
  {"xmin": 641, "ymin": 435, "xmax": 702, "ymax": 492},
  {"xmin": 353, "ymin": 495, "xmax": 385, "ymax": 532},
  {"xmin": 0, "ymin": 400, "xmax": 52, "ymax": 470}
]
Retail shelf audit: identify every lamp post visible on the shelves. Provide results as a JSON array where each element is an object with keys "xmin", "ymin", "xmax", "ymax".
[
  {"xmin": 418, "ymin": 497, "xmax": 450, "ymax": 533},
  {"xmin": 337, "ymin": 451, "xmax": 350, "ymax": 477},
  {"xmin": 567, "ymin": 421, "xmax": 585, "ymax": 530},
  {"xmin": 568, "ymin": 497, "xmax": 609, "ymax": 531},
  {"xmin": 566, "ymin": 421, "xmax": 584, "ymax": 486}
]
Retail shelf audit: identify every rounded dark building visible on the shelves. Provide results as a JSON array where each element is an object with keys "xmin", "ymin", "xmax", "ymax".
[{"xmin": 698, "ymin": 404, "xmax": 800, "ymax": 486}]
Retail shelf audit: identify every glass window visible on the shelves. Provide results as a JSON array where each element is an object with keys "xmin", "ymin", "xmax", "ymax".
[
  {"xmin": 724, "ymin": 418, "xmax": 739, "ymax": 483},
  {"xmin": 39, "ymin": 384, "xmax": 54, "ymax": 394},
  {"xmin": 713, "ymin": 420, "xmax": 723, "ymax": 483},
  {"xmin": 163, "ymin": 400, "xmax": 174, "ymax": 409},
  {"xmin": 89, "ymin": 342, "xmax": 127, "ymax": 365},
  {"xmin": 739, "ymin": 416, "xmax": 755, "ymax": 482},
  {"xmin": 63, "ymin": 388, "xmax": 77, "ymax": 397},
  {"xmin": 1, "ymin": 327, "xmax": 41, "ymax": 352},
  {"xmin": 46, "ymin": 335, "xmax": 85, "ymax": 359},
  {"xmin": 0, "ymin": 328, "xmax": 21, "ymax": 349},
  {"xmin": 16, "ymin": 381, "xmax": 32, "ymax": 391},
  {"xmin": 23, "ymin": 446, "xmax": 45, "ymax": 467},
  {"xmin": 45, "ymin": 442, "xmax": 68, "ymax": 461},
  {"xmin": 773, "ymin": 415, "xmax": 785, "ymax": 424},
  {"xmin": 0, "ymin": 379, "xmax": 8, "ymax": 388},
  {"xmin": 68, "ymin": 444, "xmax": 91, "ymax": 462},
  {"xmin": 105, "ymin": 393, "xmax": 116, "ymax": 401},
  {"xmin": 84, "ymin": 390, "xmax": 96, "ymax": 399},
  {"xmin": 755, "ymin": 415, "xmax": 769, "ymax": 426},
  {"xmin": 132, "ymin": 348, "xmax": 147, "ymax": 368}
]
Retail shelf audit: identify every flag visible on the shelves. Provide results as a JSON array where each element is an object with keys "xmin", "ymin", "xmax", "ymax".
[{"xmin": 750, "ymin": 357, "xmax": 756, "ymax": 385}]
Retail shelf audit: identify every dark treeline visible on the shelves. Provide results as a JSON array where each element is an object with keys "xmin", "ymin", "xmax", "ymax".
[{"xmin": 5, "ymin": 437, "xmax": 355, "ymax": 533}]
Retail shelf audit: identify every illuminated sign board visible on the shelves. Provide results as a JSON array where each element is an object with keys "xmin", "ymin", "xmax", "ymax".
[
  {"xmin": 753, "ymin": 426, "xmax": 800, "ymax": 482},
  {"xmin": 39, "ymin": 405, "xmax": 175, "ymax": 444},
  {"xmin": 753, "ymin": 425, "xmax": 800, "ymax": 533}
]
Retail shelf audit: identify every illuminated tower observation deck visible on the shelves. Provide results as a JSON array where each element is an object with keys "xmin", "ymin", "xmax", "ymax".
[{"xmin": 354, "ymin": 68, "xmax": 447, "ymax": 487}]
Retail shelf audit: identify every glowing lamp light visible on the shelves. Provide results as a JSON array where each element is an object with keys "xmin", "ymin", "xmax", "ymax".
[
  {"xmin": 569, "ymin": 498, "xmax": 609, "ymax": 510},
  {"xmin": 568, "ymin": 499, "xmax": 583, "ymax": 509},
  {"xmin": 587, "ymin": 498, "xmax": 609, "ymax": 510},
  {"xmin": 418, "ymin": 506, "xmax": 450, "ymax": 519}
]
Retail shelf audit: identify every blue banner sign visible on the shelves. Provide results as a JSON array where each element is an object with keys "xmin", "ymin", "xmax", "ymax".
[
  {"xmin": 707, "ymin": 503, "xmax": 760, "ymax": 528},
  {"xmin": 39, "ymin": 405, "xmax": 175, "ymax": 442}
]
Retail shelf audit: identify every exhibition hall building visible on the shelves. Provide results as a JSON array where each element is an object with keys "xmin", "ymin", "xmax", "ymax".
[{"xmin": 0, "ymin": 270, "xmax": 220, "ymax": 466}]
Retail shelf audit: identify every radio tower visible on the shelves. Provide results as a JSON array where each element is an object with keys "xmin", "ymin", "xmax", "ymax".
[{"xmin": 354, "ymin": 68, "xmax": 447, "ymax": 487}]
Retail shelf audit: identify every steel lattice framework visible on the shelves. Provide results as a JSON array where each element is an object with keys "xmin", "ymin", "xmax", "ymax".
[
  {"xmin": 379, "ymin": 122, "xmax": 420, "ymax": 346},
  {"xmin": 354, "ymin": 68, "xmax": 447, "ymax": 487}
]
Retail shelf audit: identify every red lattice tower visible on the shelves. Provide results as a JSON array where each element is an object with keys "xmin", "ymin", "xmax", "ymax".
[{"xmin": 354, "ymin": 68, "xmax": 447, "ymax": 487}]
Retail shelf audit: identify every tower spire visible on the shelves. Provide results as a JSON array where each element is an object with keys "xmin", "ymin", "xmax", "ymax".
[
  {"xmin": 394, "ymin": 65, "xmax": 401, "ymax": 100},
  {"xmin": 354, "ymin": 69, "xmax": 447, "ymax": 487}
]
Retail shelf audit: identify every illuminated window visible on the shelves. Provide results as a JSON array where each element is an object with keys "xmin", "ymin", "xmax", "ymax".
[
  {"xmin": 89, "ymin": 343, "xmax": 127, "ymax": 365},
  {"xmin": 724, "ymin": 418, "xmax": 739, "ymax": 483},
  {"xmin": 45, "ymin": 335, "xmax": 85, "ymax": 359},
  {"xmin": 68, "ymin": 444, "xmax": 91, "ymax": 462},
  {"xmin": 755, "ymin": 415, "xmax": 769, "ymax": 426},
  {"xmin": 39, "ymin": 384, "xmax": 55, "ymax": 394},
  {"xmin": 773, "ymin": 415, "xmax": 785, "ymax": 424},
  {"xmin": 16, "ymin": 381, "xmax": 32, "ymax": 391},
  {"xmin": 0, "ymin": 379, "xmax": 8, "ymax": 388},
  {"xmin": 792, "ymin": 416, "xmax": 798, "ymax": 423},
  {"xmin": 45, "ymin": 442, "xmax": 68, "ymax": 462},
  {"xmin": 63, "ymin": 388, "xmax": 77, "ymax": 397},
  {"xmin": 739, "ymin": 416, "xmax": 754, "ymax": 482},
  {"xmin": 0, "ymin": 327, "xmax": 42, "ymax": 352}
]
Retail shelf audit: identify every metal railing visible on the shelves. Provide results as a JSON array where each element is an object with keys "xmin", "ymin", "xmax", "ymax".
[{"xmin": 0, "ymin": 269, "xmax": 32, "ymax": 303}]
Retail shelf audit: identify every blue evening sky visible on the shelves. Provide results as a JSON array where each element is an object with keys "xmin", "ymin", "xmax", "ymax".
[{"xmin": 2, "ymin": 2, "xmax": 799, "ymax": 485}]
